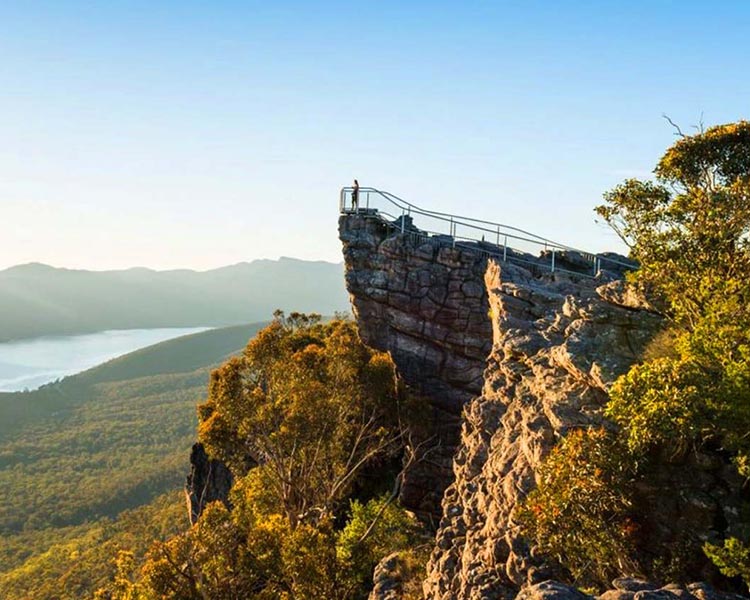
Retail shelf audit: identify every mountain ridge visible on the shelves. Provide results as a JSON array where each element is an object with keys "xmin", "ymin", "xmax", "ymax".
[
  {"xmin": 0, "ymin": 258, "xmax": 348, "ymax": 342},
  {"xmin": 0, "ymin": 256, "xmax": 341, "ymax": 277}
]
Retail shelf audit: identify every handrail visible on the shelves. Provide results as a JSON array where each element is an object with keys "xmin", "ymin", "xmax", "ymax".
[
  {"xmin": 342, "ymin": 187, "xmax": 568, "ymax": 249},
  {"xmin": 379, "ymin": 188, "xmax": 571, "ymax": 250},
  {"xmin": 339, "ymin": 186, "xmax": 634, "ymax": 276}
]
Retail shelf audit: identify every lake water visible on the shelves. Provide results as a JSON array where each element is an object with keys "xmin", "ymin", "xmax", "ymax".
[{"xmin": 0, "ymin": 327, "xmax": 210, "ymax": 392}]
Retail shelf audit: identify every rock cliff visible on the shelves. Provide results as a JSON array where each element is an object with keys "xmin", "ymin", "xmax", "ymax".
[
  {"xmin": 339, "ymin": 212, "xmax": 746, "ymax": 599},
  {"xmin": 339, "ymin": 213, "xmax": 494, "ymax": 516},
  {"xmin": 422, "ymin": 261, "xmax": 663, "ymax": 598}
]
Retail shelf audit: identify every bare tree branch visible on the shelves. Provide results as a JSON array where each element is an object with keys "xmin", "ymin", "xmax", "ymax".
[
  {"xmin": 353, "ymin": 432, "xmax": 437, "ymax": 547},
  {"xmin": 662, "ymin": 113, "xmax": 686, "ymax": 138}
]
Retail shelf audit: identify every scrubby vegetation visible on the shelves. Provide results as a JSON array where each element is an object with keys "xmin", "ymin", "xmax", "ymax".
[
  {"xmin": 0, "ymin": 491, "xmax": 186, "ymax": 600},
  {"xmin": 518, "ymin": 428, "xmax": 638, "ymax": 586},
  {"xmin": 100, "ymin": 313, "xmax": 429, "ymax": 599},
  {"xmin": 521, "ymin": 121, "xmax": 750, "ymax": 588}
]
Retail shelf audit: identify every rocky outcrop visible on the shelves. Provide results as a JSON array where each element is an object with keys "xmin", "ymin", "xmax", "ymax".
[
  {"xmin": 512, "ymin": 579, "xmax": 746, "ymax": 600},
  {"xmin": 369, "ymin": 553, "xmax": 411, "ymax": 600},
  {"xmin": 515, "ymin": 581, "xmax": 593, "ymax": 600},
  {"xmin": 340, "ymin": 213, "xmax": 494, "ymax": 516},
  {"xmin": 185, "ymin": 442, "xmax": 233, "ymax": 525},
  {"xmin": 422, "ymin": 258, "xmax": 745, "ymax": 598},
  {"xmin": 341, "ymin": 212, "xmax": 746, "ymax": 599},
  {"xmin": 422, "ymin": 259, "xmax": 664, "ymax": 598},
  {"xmin": 339, "ymin": 213, "xmax": 493, "ymax": 415}
]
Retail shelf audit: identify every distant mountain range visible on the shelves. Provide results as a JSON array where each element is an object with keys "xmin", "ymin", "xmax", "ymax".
[{"xmin": 0, "ymin": 258, "xmax": 350, "ymax": 341}]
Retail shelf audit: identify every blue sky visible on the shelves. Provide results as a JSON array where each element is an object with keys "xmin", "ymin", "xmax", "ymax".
[{"xmin": 1, "ymin": 1, "xmax": 748, "ymax": 270}]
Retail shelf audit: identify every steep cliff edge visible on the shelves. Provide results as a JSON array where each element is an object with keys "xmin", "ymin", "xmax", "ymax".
[
  {"xmin": 340, "ymin": 212, "xmax": 746, "ymax": 599},
  {"xmin": 339, "ymin": 213, "xmax": 493, "ymax": 516}
]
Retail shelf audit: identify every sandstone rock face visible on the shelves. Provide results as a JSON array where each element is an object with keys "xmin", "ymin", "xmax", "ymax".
[
  {"xmin": 339, "ymin": 214, "xmax": 493, "ymax": 415},
  {"xmin": 516, "ymin": 581, "xmax": 593, "ymax": 600},
  {"xmin": 596, "ymin": 580, "xmax": 747, "ymax": 600},
  {"xmin": 340, "ymin": 214, "xmax": 494, "ymax": 516},
  {"xmin": 185, "ymin": 442, "xmax": 233, "ymax": 525},
  {"xmin": 369, "ymin": 553, "xmax": 409, "ymax": 600},
  {"xmin": 422, "ymin": 261, "xmax": 664, "ymax": 600},
  {"xmin": 341, "ymin": 213, "xmax": 745, "ymax": 600}
]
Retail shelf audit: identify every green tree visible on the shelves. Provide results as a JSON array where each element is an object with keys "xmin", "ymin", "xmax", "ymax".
[
  {"xmin": 523, "ymin": 121, "xmax": 750, "ymax": 586},
  {"xmin": 703, "ymin": 538, "xmax": 750, "ymax": 592},
  {"xmin": 518, "ymin": 428, "xmax": 638, "ymax": 587},
  {"xmin": 198, "ymin": 312, "xmax": 404, "ymax": 527},
  {"xmin": 596, "ymin": 121, "xmax": 750, "ymax": 337},
  {"xmin": 336, "ymin": 495, "xmax": 423, "ymax": 592},
  {"xmin": 596, "ymin": 121, "xmax": 750, "ymax": 457},
  {"xmin": 596, "ymin": 121, "xmax": 750, "ymax": 581},
  {"xmin": 123, "ymin": 314, "xmax": 425, "ymax": 599}
]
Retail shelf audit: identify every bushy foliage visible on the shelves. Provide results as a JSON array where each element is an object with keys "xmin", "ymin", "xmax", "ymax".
[
  {"xmin": 596, "ymin": 122, "xmax": 750, "ymax": 332},
  {"xmin": 599, "ymin": 122, "xmax": 750, "ymax": 466},
  {"xmin": 336, "ymin": 495, "xmax": 423, "ymax": 590},
  {"xmin": 108, "ymin": 314, "xmax": 426, "ymax": 600},
  {"xmin": 605, "ymin": 358, "xmax": 709, "ymax": 455},
  {"xmin": 518, "ymin": 428, "xmax": 638, "ymax": 586},
  {"xmin": 198, "ymin": 312, "xmax": 403, "ymax": 524},
  {"xmin": 526, "ymin": 121, "xmax": 750, "ymax": 585},
  {"xmin": 703, "ymin": 538, "xmax": 750, "ymax": 592}
]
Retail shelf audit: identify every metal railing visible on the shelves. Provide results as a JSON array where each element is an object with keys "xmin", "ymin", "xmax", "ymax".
[{"xmin": 339, "ymin": 186, "xmax": 634, "ymax": 277}]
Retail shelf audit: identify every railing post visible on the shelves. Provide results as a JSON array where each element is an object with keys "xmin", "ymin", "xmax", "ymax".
[
  {"xmin": 366, "ymin": 191, "xmax": 370, "ymax": 211},
  {"xmin": 401, "ymin": 209, "xmax": 405, "ymax": 233},
  {"xmin": 496, "ymin": 225, "xmax": 500, "ymax": 246},
  {"xmin": 503, "ymin": 235, "xmax": 507, "ymax": 262},
  {"xmin": 450, "ymin": 218, "xmax": 455, "ymax": 248},
  {"xmin": 551, "ymin": 248, "xmax": 556, "ymax": 273}
]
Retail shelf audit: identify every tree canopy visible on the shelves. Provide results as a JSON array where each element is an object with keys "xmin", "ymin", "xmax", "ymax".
[
  {"xmin": 595, "ymin": 121, "xmax": 750, "ymax": 460},
  {"xmin": 102, "ymin": 313, "xmax": 428, "ymax": 599}
]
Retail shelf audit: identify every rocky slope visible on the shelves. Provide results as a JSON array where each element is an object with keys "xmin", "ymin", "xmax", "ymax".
[
  {"xmin": 339, "ymin": 212, "xmax": 747, "ymax": 599},
  {"xmin": 422, "ymin": 262, "xmax": 663, "ymax": 598}
]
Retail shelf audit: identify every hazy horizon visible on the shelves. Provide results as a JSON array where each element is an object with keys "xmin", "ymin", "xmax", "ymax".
[
  {"xmin": 0, "ymin": 255, "xmax": 345, "ymax": 274},
  {"xmin": 0, "ymin": 326, "xmax": 210, "ymax": 392}
]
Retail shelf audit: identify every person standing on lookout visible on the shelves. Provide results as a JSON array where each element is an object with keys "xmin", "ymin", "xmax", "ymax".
[{"xmin": 352, "ymin": 179, "xmax": 360, "ymax": 211}]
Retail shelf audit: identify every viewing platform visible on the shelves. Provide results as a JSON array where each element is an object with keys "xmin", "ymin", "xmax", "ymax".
[{"xmin": 339, "ymin": 186, "xmax": 634, "ymax": 278}]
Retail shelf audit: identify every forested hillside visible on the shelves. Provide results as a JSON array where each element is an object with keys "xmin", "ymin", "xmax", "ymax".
[{"xmin": 0, "ymin": 323, "xmax": 266, "ymax": 599}]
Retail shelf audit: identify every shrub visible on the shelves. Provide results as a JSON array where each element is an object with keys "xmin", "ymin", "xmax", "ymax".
[
  {"xmin": 518, "ymin": 428, "xmax": 638, "ymax": 587},
  {"xmin": 336, "ymin": 495, "xmax": 422, "ymax": 590},
  {"xmin": 605, "ymin": 357, "xmax": 709, "ymax": 455},
  {"xmin": 704, "ymin": 538, "xmax": 750, "ymax": 592}
]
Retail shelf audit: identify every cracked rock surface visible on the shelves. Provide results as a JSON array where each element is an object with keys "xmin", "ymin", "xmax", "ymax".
[{"xmin": 422, "ymin": 260, "xmax": 664, "ymax": 599}]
